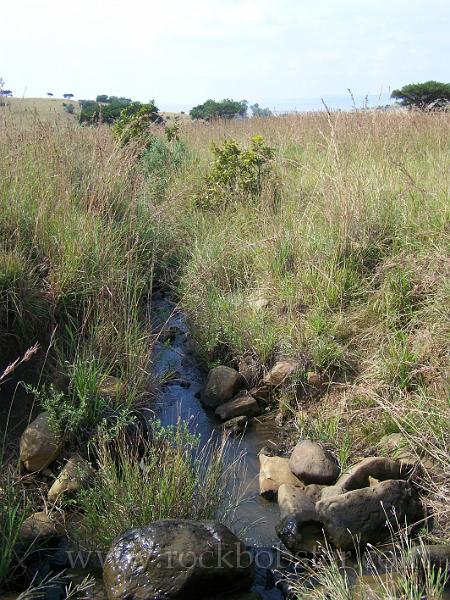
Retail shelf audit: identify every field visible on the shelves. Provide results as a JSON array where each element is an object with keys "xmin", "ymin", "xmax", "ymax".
[
  {"xmin": 1, "ymin": 97, "xmax": 80, "ymax": 121},
  {"xmin": 0, "ymin": 99, "xmax": 449, "ymax": 597}
]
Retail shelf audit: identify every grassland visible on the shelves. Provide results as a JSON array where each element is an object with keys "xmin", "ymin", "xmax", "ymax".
[
  {"xmin": 0, "ymin": 100, "xmax": 448, "ymax": 594},
  {"xmin": 2, "ymin": 97, "xmax": 79, "ymax": 121}
]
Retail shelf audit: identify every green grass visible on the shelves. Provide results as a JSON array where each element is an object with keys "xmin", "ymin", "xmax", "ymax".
[
  {"xmin": 1, "ymin": 97, "xmax": 80, "ymax": 122},
  {"xmin": 74, "ymin": 423, "xmax": 237, "ymax": 551}
]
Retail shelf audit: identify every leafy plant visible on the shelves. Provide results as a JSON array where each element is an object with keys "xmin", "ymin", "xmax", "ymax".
[
  {"xmin": 113, "ymin": 101, "xmax": 163, "ymax": 146},
  {"xmin": 196, "ymin": 135, "xmax": 275, "ymax": 209}
]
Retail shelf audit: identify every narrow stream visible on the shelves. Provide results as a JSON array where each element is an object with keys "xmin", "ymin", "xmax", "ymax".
[{"xmin": 151, "ymin": 293, "xmax": 285, "ymax": 599}]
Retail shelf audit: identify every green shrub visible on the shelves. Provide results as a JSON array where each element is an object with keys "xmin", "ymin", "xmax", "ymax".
[
  {"xmin": 113, "ymin": 102, "xmax": 163, "ymax": 146},
  {"xmin": 195, "ymin": 135, "xmax": 275, "ymax": 209}
]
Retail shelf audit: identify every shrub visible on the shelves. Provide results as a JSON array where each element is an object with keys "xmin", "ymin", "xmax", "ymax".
[
  {"xmin": 112, "ymin": 101, "xmax": 163, "ymax": 146},
  {"xmin": 195, "ymin": 135, "xmax": 275, "ymax": 209}
]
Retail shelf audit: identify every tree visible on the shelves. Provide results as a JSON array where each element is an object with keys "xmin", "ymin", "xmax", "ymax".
[
  {"xmin": 250, "ymin": 103, "xmax": 272, "ymax": 118},
  {"xmin": 391, "ymin": 81, "xmax": 450, "ymax": 110},
  {"xmin": 47, "ymin": 92, "xmax": 54, "ymax": 98},
  {"xmin": 63, "ymin": 93, "xmax": 74, "ymax": 99},
  {"xmin": 1, "ymin": 90, "xmax": 12, "ymax": 97},
  {"xmin": 190, "ymin": 99, "xmax": 248, "ymax": 120}
]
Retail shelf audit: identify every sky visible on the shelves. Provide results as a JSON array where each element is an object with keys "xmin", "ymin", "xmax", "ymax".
[{"xmin": 1, "ymin": 0, "xmax": 449, "ymax": 112}]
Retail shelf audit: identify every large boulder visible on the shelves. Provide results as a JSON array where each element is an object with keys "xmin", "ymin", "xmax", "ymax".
[
  {"xmin": 48, "ymin": 455, "xmax": 94, "ymax": 504},
  {"xmin": 263, "ymin": 359, "xmax": 299, "ymax": 387},
  {"xmin": 20, "ymin": 412, "xmax": 63, "ymax": 473},
  {"xmin": 288, "ymin": 440, "xmax": 340, "ymax": 485},
  {"xmin": 259, "ymin": 454, "xmax": 303, "ymax": 500},
  {"xmin": 316, "ymin": 480, "xmax": 424, "ymax": 550},
  {"xmin": 410, "ymin": 545, "xmax": 450, "ymax": 583},
  {"xmin": 201, "ymin": 366, "xmax": 241, "ymax": 409},
  {"xmin": 335, "ymin": 457, "xmax": 404, "ymax": 492},
  {"xmin": 103, "ymin": 520, "xmax": 254, "ymax": 600},
  {"xmin": 215, "ymin": 395, "xmax": 261, "ymax": 421}
]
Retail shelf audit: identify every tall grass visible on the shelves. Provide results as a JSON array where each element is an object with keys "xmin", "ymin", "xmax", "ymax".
[
  {"xmin": 74, "ymin": 423, "xmax": 239, "ymax": 550},
  {"xmin": 153, "ymin": 109, "xmax": 449, "ymax": 534},
  {"xmin": 0, "ymin": 113, "xmax": 161, "ymax": 433}
]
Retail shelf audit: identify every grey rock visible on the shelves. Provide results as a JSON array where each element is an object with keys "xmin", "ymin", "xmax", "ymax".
[
  {"xmin": 316, "ymin": 479, "xmax": 424, "ymax": 549},
  {"xmin": 411, "ymin": 544, "xmax": 450, "ymax": 582},
  {"xmin": 201, "ymin": 366, "xmax": 241, "ymax": 409},
  {"xmin": 103, "ymin": 520, "xmax": 254, "ymax": 600},
  {"xmin": 223, "ymin": 416, "xmax": 249, "ymax": 436},
  {"xmin": 238, "ymin": 355, "xmax": 259, "ymax": 388},
  {"xmin": 277, "ymin": 484, "xmax": 317, "ymax": 519},
  {"xmin": 215, "ymin": 395, "xmax": 261, "ymax": 421},
  {"xmin": 289, "ymin": 440, "xmax": 340, "ymax": 485}
]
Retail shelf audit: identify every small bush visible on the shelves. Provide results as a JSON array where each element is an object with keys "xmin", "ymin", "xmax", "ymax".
[
  {"xmin": 195, "ymin": 135, "xmax": 275, "ymax": 210},
  {"xmin": 112, "ymin": 102, "xmax": 163, "ymax": 147}
]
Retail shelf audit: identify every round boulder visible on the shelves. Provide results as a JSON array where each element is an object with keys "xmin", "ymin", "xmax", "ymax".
[
  {"xmin": 288, "ymin": 440, "xmax": 340, "ymax": 485},
  {"xmin": 20, "ymin": 412, "xmax": 63, "ymax": 473},
  {"xmin": 103, "ymin": 520, "xmax": 254, "ymax": 600},
  {"xmin": 201, "ymin": 366, "xmax": 241, "ymax": 409}
]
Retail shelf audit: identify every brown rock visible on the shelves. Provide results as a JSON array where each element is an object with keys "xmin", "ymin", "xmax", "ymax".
[
  {"xmin": 278, "ymin": 484, "xmax": 317, "ymax": 519},
  {"xmin": 201, "ymin": 366, "xmax": 241, "ymax": 409},
  {"xmin": 20, "ymin": 412, "xmax": 63, "ymax": 473},
  {"xmin": 238, "ymin": 356, "xmax": 259, "ymax": 388},
  {"xmin": 222, "ymin": 416, "xmax": 249, "ymax": 436},
  {"xmin": 263, "ymin": 359, "xmax": 299, "ymax": 387},
  {"xmin": 98, "ymin": 376, "xmax": 123, "ymax": 401},
  {"xmin": 259, "ymin": 454, "xmax": 303, "ymax": 500},
  {"xmin": 103, "ymin": 520, "xmax": 254, "ymax": 600},
  {"xmin": 336, "ymin": 457, "xmax": 404, "ymax": 491},
  {"xmin": 289, "ymin": 440, "xmax": 340, "ymax": 485},
  {"xmin": 19, "ymin": 511, "xmax": 64, "ymax": 541},
  {"xmin": 215, "ymin": 395, "xmax": 261, "ymax": 421},
  {"xmin": 48, "ymin": 454, "xmax": 94, "ymax": 503}
]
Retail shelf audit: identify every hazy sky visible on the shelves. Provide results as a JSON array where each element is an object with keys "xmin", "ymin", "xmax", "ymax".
[{"xmin": 1, "ymin": 0, "xmax": 449, "ymax": 111}]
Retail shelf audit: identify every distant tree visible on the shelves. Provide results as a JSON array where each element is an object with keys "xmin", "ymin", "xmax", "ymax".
[
  {"xmin": 2, "ymin": 90, "xmax": 12, "ymax": 97},
  {"xmin": 250, "ymin": 103, "xmax": 272, "ymax": 118},
  {"xmin": 190, "ymin": 99, "xmax": 248, "ymax": 121},
  {"xmin": 47, "ymin": 92, "xmax": 54, "ymax": 98},
  {"xmin": 391, "ymin": 81, "xmax": 450, "ymax": 110},
  {"xmin": 96, "ymin": 94, "xmax": 109, "ymax": 103},
  {"xmin": 79, "ymin": 95, "xmax": 154, "ymax": 126},
  {"xmin": 63, "ymin": 93, "xmax": 74, "ymax": 99},
  {"xmin": 95, "ymin": 95, "xmax": 132, "ymax": 105}
]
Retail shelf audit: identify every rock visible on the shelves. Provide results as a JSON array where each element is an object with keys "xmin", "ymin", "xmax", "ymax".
[
  {"xmin": 288, "ymin": 440, "xmax": 340, "ymax": 485},
  {"xmin": 238, "ymin": 356, "xmax": 259, "ymax": 388},
  {"xmin": 103, "ymin": 520, "xmax": 254, "ymax": 600},
  {"xmin": 276, "ymin": 512, "xmax": 326, "ymax": 555},
  {"xmin": 201, "ymin": 366, "xmax": 241, "ymax": 409},
  {"xmin": 223, "ymin": 416, "xmax": 249, "ymax": 436},
  {"xmin": 410, "ymin": 545, "xmax": 450, "ymax": 582},
  {"xmin": 263, "ymin": 359, "xmax": 299, "ymax": 387},
  {"xmin": 259, "ymin": 454, "xmax": 303, "ymax": 500},
  {"xmin": 316, "ymin": 480, "xmax": 424, "ymax": 550},
  {"xmin": 278, "ymin": 484, "xmax": 317, "ymax": 519},
  {"xmin": 19, "ymin": 511, "xmax": 64, "ymax": 542},
  {"xmin": 48, "ymin": 455, "xmax": 94, "ymax": 504},
  {"xmin": 336, "ymin": 457, "xmax": 404, "ymax": 491},
  {"xmin": 20, "ymin": 412, "xmax": 63, "ymax": 472},
  {"xmin": 303, "ymin": 484, "xmax": 326, "ymax": 503},
  {"xmin": 98, "ymin": 376, "xmax": 123, "ymax": 401},
  {"xmin": 249, "ymin": 385, "xmax": 271, "ymax": 402},
  {"xmin": 306, "ymin": 372, "xmax": 323, "ymax": 388},
  {"xmin": 320, "ymin": 485, "xmax": 346, "ymax": 500},
  {"xmin": 215, "ymin": 395, "xmax": 261, "ymax": 421}
]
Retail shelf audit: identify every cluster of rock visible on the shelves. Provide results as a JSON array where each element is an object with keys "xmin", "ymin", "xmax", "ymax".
[
  {"xmin": 260, "ymin": 440, "xmax": 426, "ymax": 553},
  {"xmin": 201, "ymin": 358, "xmax": 312, "ymax": 430}
]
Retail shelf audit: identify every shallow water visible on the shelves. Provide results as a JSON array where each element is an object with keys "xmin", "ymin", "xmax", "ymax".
[{"xmin": 151, "ymin": 293, "xmax": 285, "ymax": 598}]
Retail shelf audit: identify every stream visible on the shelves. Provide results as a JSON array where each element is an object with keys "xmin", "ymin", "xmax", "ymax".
[{"xmin": 151, "ymin": 293, "xmax": 286, "ymax": 599}]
